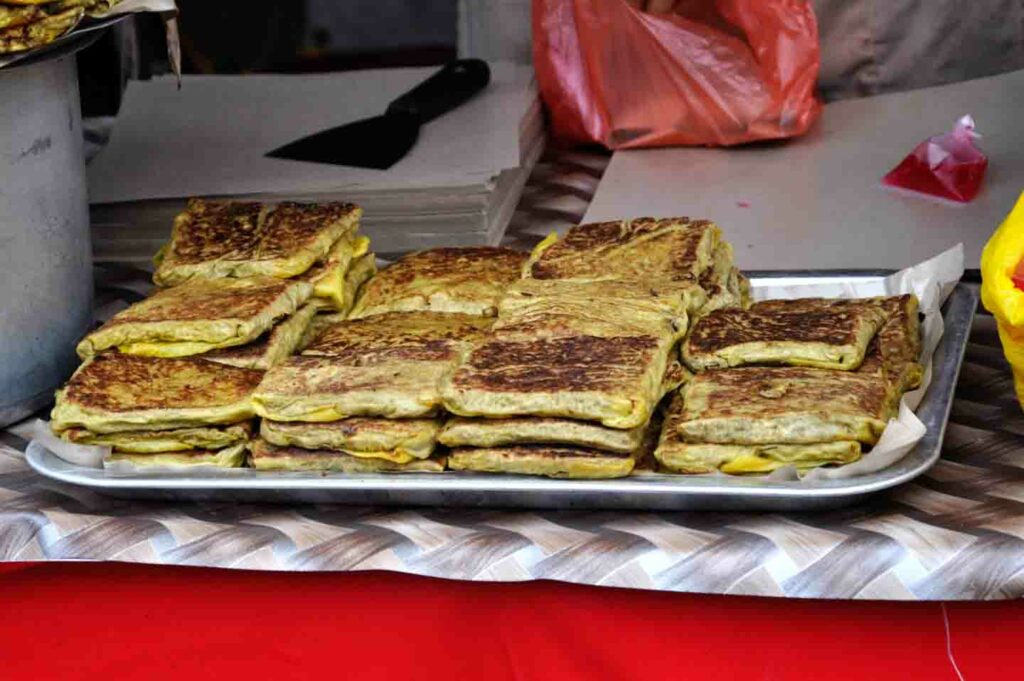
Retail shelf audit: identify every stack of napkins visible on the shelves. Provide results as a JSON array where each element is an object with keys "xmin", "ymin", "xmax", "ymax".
[{"xmin": 87, "ymin": 63, "xmax": 544, "ymax": 262}]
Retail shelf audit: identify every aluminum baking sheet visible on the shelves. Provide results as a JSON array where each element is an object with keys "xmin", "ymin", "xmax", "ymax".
[{"xmin": 26, "ymin": 274, "xmax": 977, "ymax": 511}]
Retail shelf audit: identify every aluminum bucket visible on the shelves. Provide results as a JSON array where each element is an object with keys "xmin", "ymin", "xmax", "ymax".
[{"xmin": 0, "ymin": 55, "xmax": 93, "ymax": 427}]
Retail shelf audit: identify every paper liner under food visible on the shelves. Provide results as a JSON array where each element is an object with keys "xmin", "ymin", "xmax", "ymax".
[{"xmin": 752, "ymin": 244, "xmax": 963, "ymax": 481}]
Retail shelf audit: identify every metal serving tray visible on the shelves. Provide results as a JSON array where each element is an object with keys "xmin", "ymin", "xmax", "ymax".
[{"xmin": 27, "ymin": 274, "xmax": 978, "ymax": 511}]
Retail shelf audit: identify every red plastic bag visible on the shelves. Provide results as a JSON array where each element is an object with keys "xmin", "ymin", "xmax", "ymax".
[
  {"xmin": 532, "ymin": 0, "xmax": 822, "ymax": 148},
  {"xmin": 882, "ymin": 115, "xmax": 988, "ymax": 203}
]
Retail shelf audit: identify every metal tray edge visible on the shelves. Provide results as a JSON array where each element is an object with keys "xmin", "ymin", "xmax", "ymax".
[{"xmin": 25, "ymin": 282, "xmax": 979, "ymax": 511}]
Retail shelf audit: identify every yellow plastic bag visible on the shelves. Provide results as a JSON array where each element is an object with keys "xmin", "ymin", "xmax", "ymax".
[{"xmin": 981, "ymin": 191, "xmax": 1024, "ymax": 408}]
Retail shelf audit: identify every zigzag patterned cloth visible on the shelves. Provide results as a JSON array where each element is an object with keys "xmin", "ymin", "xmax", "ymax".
[{"xmin": 2, "ymin": 151, "xmax": 1019, "ymax": 599}]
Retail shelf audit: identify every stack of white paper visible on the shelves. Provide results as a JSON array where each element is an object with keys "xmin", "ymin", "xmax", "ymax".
[{"xmin": 88, "ymin": 63, "xmax": 544, "ymax": 260}]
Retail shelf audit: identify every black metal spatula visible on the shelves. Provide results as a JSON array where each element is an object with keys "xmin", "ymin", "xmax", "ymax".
[{"xmin": 266, "ymin": 59, "xmax": 491, "ymax": 169}]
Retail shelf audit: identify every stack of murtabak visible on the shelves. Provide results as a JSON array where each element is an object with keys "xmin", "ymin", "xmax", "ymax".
[
  {"xmin": 50, "ymin": 200, "xmax": 372, "ymax": 469},
  {"xmin": 439, "ymin": 218, "xmax": 749, "ymax": 478},
  {"xmin": 656, "ymin": 295, "xmax": 923, "ymax": 475},
  {"xmin": 48, "ymin": 208, "xmax": 923, "ymax": 479},
  {"xmin": 249, "ymin": 247, "xmax": 526, "ymax": 472}
]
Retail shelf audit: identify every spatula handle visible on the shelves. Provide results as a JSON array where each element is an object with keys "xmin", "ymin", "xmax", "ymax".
[{"xmin": 386, "ymin": 59, "xmax": 491, "ymax": 125}]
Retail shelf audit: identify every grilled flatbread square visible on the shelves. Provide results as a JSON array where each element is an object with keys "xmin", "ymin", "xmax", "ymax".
[
  {"xmin": 684, "ymin": 297, "xmax": 889, "ymax": 371},
  {"xmin": 62, "ymin": 421, "xmax": 253, "ymax": 453},
  {"xmin": 253, "ymin": 312, "xmax": 492, "ymax": 421},
  {"xmin": 655, "ymin": 393, "xmax": 861, "ymax": 474},
  {"xmin": 448, "ymin": 444, "xmax": 636, "ymax": 479},
  {"xmin": 51, "ymin": 353, "xmax": 263, "ymax": 434},
  {"xmin": 439, "ymin": 359, "xmax": 688, "ymax": 452},
  {"xmin": 676, "ymin": 367, "xmax": 897, "ymax": 445},
  {"xmin": 106, "ymin": 443, "xmax": 248, "ymax": 469},
  {"xmin": 442, "ymin": 329, "xmax": 678, "ymax": 429},
  {"xmin": 200, "ymin": 303, "xmax": 316, "ymax": 370},
  {"xmin": 441, "ymin": 274, "xmax": 691, "ymax": 429},
  {"xmin": 857, "ymin": 294, "xmax": 923, "ymax": 392},
  {"xmin": 77, "ymin": 276, "xmax": 312, "ymax": 359},
  {"xmin": 448, "ymin": 410, "xmax": 661, "ymax": 479},
  {"xmin": 439, "ymin": 417, "xmax": 647, "ymax": 453},
  {"xmin": 523, "ymin": 217, "xmax": 721, "ymax": 288},
  {"xmin": 154, "ymin": 199, "xmax": 361, "ymax": 286},
  {"xmin": 494, "ymin": 277, "xmax": 697, "ymax": 341},
  {"xmin": 348, "ymin": 247, "xmax": 525, "ymax": 318},
  {"xmin": 261, "ymin": 417, "xmax": 442, "ymax": 464},
  {"xmin": 248, "ymin": 439, "xmax": 446, "ymax": 473}
]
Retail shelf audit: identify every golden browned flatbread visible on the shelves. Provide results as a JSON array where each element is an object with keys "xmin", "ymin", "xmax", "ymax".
[
  {"xmin": 857, "ymin": 294, "xmax": 923, "ymax": 392},
  {"xmin": 684, "ymin": 297, "xmax": 889, "ymax": 371},
  {"xmin": 655, "ymin": 392, "xmax": 862, "ymax": 474},
  {"xmin": 76, "ymin": 276, "xmax": 312, "ymax": 359},
  {"xmin": 524, "ymin": 217, "xmax": 721, "ymax": 288},
  {"xmin": 51, "ymin": 353, "xmax": 263, "ymax": 434},
  {"xmin": 675, "ymin": 367, "xmax": 898, "ymax": 446},
  {"xmin": 254, "ymin": 312, "xmax": 492, "ymax": 421},
  {"xmin": 349, "ymin": 246, "xmax": 526, "ymax": 318},
  {"xmin": 154, "ymin": 199, "xmax": 361, "ymax": 286}
]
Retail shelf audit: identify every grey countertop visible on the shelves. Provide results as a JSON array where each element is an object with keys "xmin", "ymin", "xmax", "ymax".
[{"xmin": 583, "ymin": 69, "xmax": 1024, "ymax": 271}]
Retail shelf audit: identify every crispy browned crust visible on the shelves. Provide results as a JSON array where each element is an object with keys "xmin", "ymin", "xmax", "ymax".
[
  {"xmin": 168, "ymin": 199, "xmax": 358, "ymax": 265},
  {"xmin": 106, "ymin": 277, "xmax": 298, "ymax": 327},
  {"xmin": 527, "ymin": 217, "xmax": 720, "ymax": 283},
  {"xmin": 154, "ymin": 199, "xmax": 360, "ymax": 285},
  {"xmin": 677, "ymin": 366, "xmax": 897, "ymax": 445},
  {"xmin": 688, "ymin": 367, "xmax": 891, "ymax": 420},
  {"xmin": 858, "ymin": 294, "xmax": 923, "ymax": 390},
  {"xmin": 257, "ymin": 202, "xmax": 358, "ymax": 259},
  {"xmin": 449, "ymin": 335, "xmax": 661, "ymax": 393},
  {"xmin": 302, "ymin": 312, "xmax": 492, "ymax": 363},
  {"xmin": 350, "ymin": 246, "xmax": 526, "ymax": 317},
  {"xmin": 687, "ymin": 298, "xmax": 887, "ymax": 355},
  {"xmin": 165, "ymin": 200, "xmax": 263, "ymax": 266},
  {"xmin": 60, "ymin": 353, "xmax": 263, "ymax": 413}
]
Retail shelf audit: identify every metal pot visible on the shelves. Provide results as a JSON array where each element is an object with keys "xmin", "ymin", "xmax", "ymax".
[{"xmin": 0, "ymin": 54, "xmax": 93, "ymax": 427}]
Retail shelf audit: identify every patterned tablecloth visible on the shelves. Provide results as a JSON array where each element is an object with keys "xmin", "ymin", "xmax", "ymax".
[{"xmin": 3, "ymin": 151, "xmax": 1021, "ymax": 600}]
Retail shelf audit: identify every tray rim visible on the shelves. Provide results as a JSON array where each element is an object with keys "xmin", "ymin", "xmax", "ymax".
[{"xmin": 25, "ymin": 273, "xmax": 978, "ymax": 508}]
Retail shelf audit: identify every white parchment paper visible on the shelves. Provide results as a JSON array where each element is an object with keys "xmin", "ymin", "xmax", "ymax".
[
  {"xmin": 751, "ymin": 244, "xmax": 965, "ymax": 480},
  {"xmin": 28, "ymin": 419, "xmax": 107, "ymax": 469}
]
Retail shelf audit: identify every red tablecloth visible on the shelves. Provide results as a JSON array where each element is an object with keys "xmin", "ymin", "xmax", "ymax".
[{"xmin": 1, "ymin": 562, "xmax": 1019, "ymax": 680}]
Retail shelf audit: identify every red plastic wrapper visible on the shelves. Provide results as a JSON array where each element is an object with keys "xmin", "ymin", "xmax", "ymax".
[
  {"xmin": 882, "ymin": 116, "xmax": 988, "ymax": 203},
  {"xmin": 532, "ymin": 0, "xmax": 822, "ymax": 149}
]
